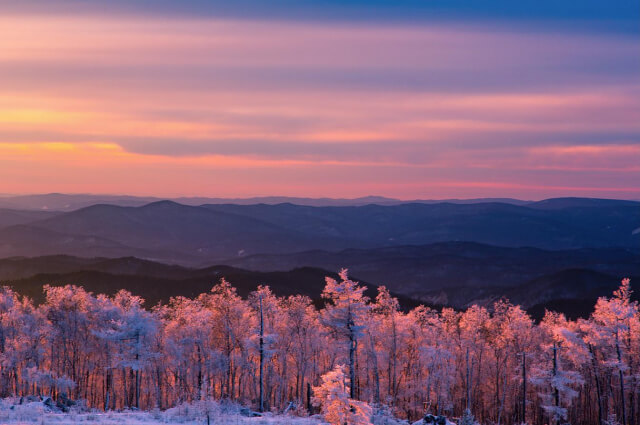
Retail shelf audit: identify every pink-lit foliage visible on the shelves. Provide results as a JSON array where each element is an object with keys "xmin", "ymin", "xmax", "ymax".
[{"xmin": 0, "ymin": 273, "xmax": 636, "ymax": 425}]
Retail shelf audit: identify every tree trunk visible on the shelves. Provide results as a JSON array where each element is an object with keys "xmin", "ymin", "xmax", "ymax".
[
  {"xmin": 349, "ymin": 328, "xmax": 356, "ymax": 399},
  {"xmin": 122, "ymin": 368, "xmax": 127, "ymax": 409},
  {"xmin": 522, "ymin": 352, "xmax": 527, "ymax": 424},
  {"xmin": 590, "ymin": 344, "xmax": 605, "ymax": 425},
  {"xmin": 368, "ymin": 333, "xmax": 380, "ymax": 405},
  {"xmin": 391, "ymin": 315, "xmax": 397, "ymax": 404},
  {"xmin": 348, "ymin": 305, "xmax": 356, "ymax": 400},
  {"xmin": 616, "ymin": 333, "xmax": 627, "ymax": 425},
  {"xmin": 466, "ymin": 347, "xmax": 471, "ymax": 411},
  {"xmin": 135, "ymin": 331, "xmax": 140, "ymax": 409},
  {"xmin": 104, "ymin": 369, "xmax": 111, "ymax": 411},
  {"xmin": 497, "ymin": 370, "xmax": 507, "ymax": 425},
  {"xmin": 553, "ymin": 342, "xmax": 559, "ymax": 425},
  {"xmin": 155, "ymin": 366, "xmax": 162, "ymax": 409},
  {"xmin": 259, "ymin": 295, "xmax": 265, "ymax": 413}
]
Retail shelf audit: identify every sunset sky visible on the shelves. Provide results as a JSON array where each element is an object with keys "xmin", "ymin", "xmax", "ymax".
[{"xmin": 1, "ymin": 0, "xmax": 639, "ymax": 199}]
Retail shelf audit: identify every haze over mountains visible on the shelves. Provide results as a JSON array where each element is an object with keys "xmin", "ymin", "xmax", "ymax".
[
  {"xmin": 0, "ymin": 194, "xmax": 638, "ymax": 317},
  {"xmin": 0, "ymin": 193, "xmax": 532, "ymax": 211}
]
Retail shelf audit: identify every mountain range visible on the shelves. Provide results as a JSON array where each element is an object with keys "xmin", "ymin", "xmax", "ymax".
[
  {"xmin": 0, "ymin": 198, "xmax": 638, "ymax": 265},
  {"xmin": 0, "ymin": 195, "xmax": 637, "ymax": 318},
  {"xmin": 0, "ymin": 193, "xmax": 531, "ymax": 211}
]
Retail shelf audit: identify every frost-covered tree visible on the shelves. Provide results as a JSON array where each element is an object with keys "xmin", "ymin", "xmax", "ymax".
[
  {"xmin": 198, "ymin": 278, "xmax": 254, "ymax": 400},
  {"xmin": 281, "ymin": 294, "xmax": 321, "ymax": 410},
  {"xmin": 111, "ymin": 290, "xmax": 159, "ymax": 409},
  {"xmin": 322, "ymin": 269, "xmax": 370, "ymax": 400},
  {"xmin": 495, "ymin": 301, "xmax": 535, "ymax": 424},
  {"xmin": 0, "ymin": 273, "xmax": 635, "ymax": 425},
  {"xmin": 313, "ymin": 364, "xmax": 372, "ymax": 425},
  {"xmin": 531, "ymin": 311, "xmax": 585, "ymax": 425},
  {"xmin": 372, "ymin": 286, "xmax": 406, "ymax": 406},
  {"xmin": 42, "ymin": 285, "xmax": 98, "ymax": 401},
  {"xmin": 248, "ymin": 286, "xmax": 280, "ymax": 411},
  {"xmin": 458, "ymin": 305, "xmax": 490, "ymax": 413},
  {"xmin": 582, "ymin": 278, "xmax": 638, "ymax": 425}
]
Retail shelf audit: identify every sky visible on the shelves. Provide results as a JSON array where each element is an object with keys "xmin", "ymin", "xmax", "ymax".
[{"xmin": 1, "ymin": 0, "xmax": 639, "ymax": 200}]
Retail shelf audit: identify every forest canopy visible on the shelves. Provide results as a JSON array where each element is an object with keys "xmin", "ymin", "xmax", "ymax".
[{"xmin": 0, "ymin": 271, "xmax": 636, "ymax": 425}]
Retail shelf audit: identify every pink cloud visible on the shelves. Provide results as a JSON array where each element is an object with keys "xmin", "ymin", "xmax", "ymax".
[{"xmin": 0, "ymin": 13, "xmax": 638, "ymax": 198}]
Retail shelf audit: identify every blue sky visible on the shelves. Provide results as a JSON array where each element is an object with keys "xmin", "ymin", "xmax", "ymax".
[{"xmin": 8, "ymin": 0, "xmax": 638, "ymax": 29}]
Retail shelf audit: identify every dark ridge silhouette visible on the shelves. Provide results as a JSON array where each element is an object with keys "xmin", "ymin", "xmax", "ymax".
[
  {"xmin": 5, "ymin": 266, "xmax": 425, "ymax": 312},
  {"xmin": 223, "ymin": 243, "xmax": 639, "ymax": 293},
  {"xmin": 417, "ymin": 268, "xmax": 639, "ymax": 311},
  {"xmin": 504, "ymin": 268, "xmax": 640, "ymax": 308},
  {"xmin": 1, "ymin": 254, "xmax": 636, "ymax": 318}
]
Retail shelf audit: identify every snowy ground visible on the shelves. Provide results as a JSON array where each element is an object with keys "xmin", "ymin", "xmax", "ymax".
[
  {"xmin": 1, "ymin": 410, "xmax": 325, "ymax": 425},
  {"xmin": 0, "ymin": 398, "xmax": 426, "ymax": 425},
  {"xmin": 0, "ymin": 399, "xmax": 326, "ymax": 425}
]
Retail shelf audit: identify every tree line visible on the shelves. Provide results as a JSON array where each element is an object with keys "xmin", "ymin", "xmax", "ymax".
[{"xmin": 0, "ymin": 270, "xmax": 637, "ymax": 425}]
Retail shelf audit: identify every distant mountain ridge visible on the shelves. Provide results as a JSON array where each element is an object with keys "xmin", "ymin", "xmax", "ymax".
[
  {"xmin": 0, "ymin": 193, "xmax": 536, "ymax": 211},
  {"xmin": 0, "ymin": 198, "xmax": 637, "ymax": 265}
]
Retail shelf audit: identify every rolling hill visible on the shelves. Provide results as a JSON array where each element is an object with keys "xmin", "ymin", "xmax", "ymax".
[
  {"xmin": 0, "ymin": 197, "xmax": 636, "ymax": 319},
  {"xmin": 223, "ymin": 242, "xmax": 639, "ymax": 293},
  {"xmin": 415, "ymin": 268, "xmax": 640, "ymax": 318},
  {"xmin": 0, "ymin": 208, "xmax": 58, "ymax": 228},
  {"xmin": 0, "ymin": 259, "xmax": 422, "ymax": 310},
  {"xmin": 0, "ymin": 198, "xmax": 636, "ymax": 265},
  {"xmin": 0, "ymin": 253, "xmax": 636, "ymax": 318}
]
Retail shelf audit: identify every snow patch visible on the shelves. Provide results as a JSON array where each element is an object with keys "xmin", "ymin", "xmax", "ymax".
[{"xmin": 0, "ymin": 399, "xmax": 327, "ymax": 425}]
